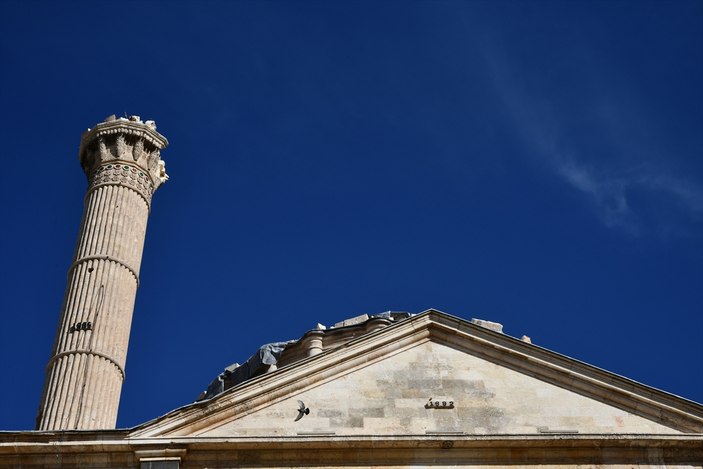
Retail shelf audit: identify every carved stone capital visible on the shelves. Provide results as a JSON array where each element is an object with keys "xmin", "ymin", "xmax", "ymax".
[{"xmin": 79, "ymin": 115, "xmax": 169, "ymax": 193}]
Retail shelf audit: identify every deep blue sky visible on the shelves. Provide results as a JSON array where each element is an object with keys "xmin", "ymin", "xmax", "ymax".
[{"xmin": 1, "ymin": 1, "xmax": 701, "ymax": 430}]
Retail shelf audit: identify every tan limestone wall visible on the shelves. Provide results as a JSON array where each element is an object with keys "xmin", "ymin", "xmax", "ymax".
[{"xmin": 202, "ymin": 340, "xmax": 683, "ymax": 437}]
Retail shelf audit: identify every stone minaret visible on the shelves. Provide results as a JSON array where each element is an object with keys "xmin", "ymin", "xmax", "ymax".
[{"xmin": 36, "ymin": 116, "xmax": 168, "ymax": 430}]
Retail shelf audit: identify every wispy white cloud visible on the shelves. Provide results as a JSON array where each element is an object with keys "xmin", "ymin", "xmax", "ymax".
[
  {"xmin": 481, "ymin": 42, "xmax": 703, "ymax": 237},
  {"xmin": 561, "ymin": 162, "xmax": 703, "ymax": 236},
  {"xmin": 556, "ymin": 159, "xmax": 638, "ymax": 233}
]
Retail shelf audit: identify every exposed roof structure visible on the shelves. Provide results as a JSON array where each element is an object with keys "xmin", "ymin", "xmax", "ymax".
[{"xmin": 200, "ymin": 311, "xmax": 416, "ymax": 400}]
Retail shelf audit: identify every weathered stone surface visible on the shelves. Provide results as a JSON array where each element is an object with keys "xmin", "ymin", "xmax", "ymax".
[
  {"xmin": 129, "ymin": 311, "xmax": 701, "ymax": 440},
  {"xmin": 1, "ymin": 429, "xmax": 702, "ymax": 468},
  {"xmin": 200, "ymin": 340, "xmax": 681, "ymax": 437},
  {"xmin": 35, "ymin": 117, "xmax": 168, "ymax": 431},
  {"xmin": 3, "ymin": 308, "xmax": 702, "ymax": 467},
  {"xmin": 470, "ymin": 318, "xmax": 504, "ymax": 333}
]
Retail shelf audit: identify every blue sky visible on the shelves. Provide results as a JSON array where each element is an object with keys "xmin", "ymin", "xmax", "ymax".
[{"xmin": 0, "ymin": 1, "xmax": 701, "ymax": 430}]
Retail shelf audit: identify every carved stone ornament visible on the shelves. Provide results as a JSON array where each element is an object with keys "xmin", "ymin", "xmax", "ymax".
[
  {"xmin": 98, "ymin": 137, "xmax": 110, "ymax": 160},
  {"xmin": 79, "ymin": 115, "xmax": 169, "ymax": 195},
  {"xmin": 115, "ymin": 135, "xmax": 128, "ymax": 159},
  {"xmin": 147, "ymin": 149, "xmax": 159, "ymax": 172},
  {"xmin": 133, "ymin": 139, "xmax": 145, "ymax": 162},
  {"xmin": 90, "ymin": 163, "xmax": 156, "ymax": 205}
]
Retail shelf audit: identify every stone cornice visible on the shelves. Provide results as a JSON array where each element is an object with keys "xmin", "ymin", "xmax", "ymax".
[
  {"xmin": 425, "ymin": 311, "xmax": 703, "ymax": 431},
  {"xmin": 78, "ymin": 116, "xmax": 169, "ymax": 193},
  {"xmin": 3, "ymin": 432, "xmax": 703, "ymax": 448},
  {"xmin": 79, "ymin": 118, "xmax": 168, "ymax": 160},
  {"xmin": 1, "ymin": 433, "xmax": 702, "ymax": 467}
]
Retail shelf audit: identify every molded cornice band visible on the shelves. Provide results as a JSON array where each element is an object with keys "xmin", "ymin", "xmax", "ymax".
[
  {"xmin": 47, "ymin": 350, "xmax": 125, "ymax": 380},
  {"xmin": 69, "ymin": 255, "xmax": 139, "ymax": 287},
  {"xmin": 84, "ymin": 181, "xmax": 152, "ymax": 211}
]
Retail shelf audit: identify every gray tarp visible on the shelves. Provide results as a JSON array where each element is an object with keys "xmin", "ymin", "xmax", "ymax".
[
  {"xmin": 201, "ymin": 341, "xmax": 293, "ymax": 400},
  {"xmin": 370, "ymin": 311, "xmax": 412, "ymax": 321},
  {"xmin": 199, "ymin": 312, "xmax": 414, "ymax": 400}
]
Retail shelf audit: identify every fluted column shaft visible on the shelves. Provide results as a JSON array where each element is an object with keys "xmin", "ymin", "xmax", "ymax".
[{"xmin": 37, "ymin": 116, "xmax": 168, "ymax": 430}]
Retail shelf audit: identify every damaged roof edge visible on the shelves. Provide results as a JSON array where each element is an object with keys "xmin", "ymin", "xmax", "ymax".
[
  {"xmin": 127, "ymin": 309, "xmax": 703, "ymax": 436},
  {"xmin": 198, "ymin": 311, "xmax": 416, "ymax": 401},
  {"xmin": 197, "ymin": 310, "xmax": 533, "ymax": 402}
]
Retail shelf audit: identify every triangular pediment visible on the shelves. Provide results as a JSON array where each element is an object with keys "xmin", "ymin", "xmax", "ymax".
[{"xmin": 131, "ymin": 310, "xmax": 703, "ymax": 437}]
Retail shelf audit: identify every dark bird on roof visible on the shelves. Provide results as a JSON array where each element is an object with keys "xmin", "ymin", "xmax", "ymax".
[{"xmin": 295, "ymin": 400, "xmax": 310, "ymax": 422}]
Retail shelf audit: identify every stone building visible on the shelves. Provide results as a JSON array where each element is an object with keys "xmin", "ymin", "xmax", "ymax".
[{"xmin": 0, "ymin": 117, "xmax": 701, "ymax": 468}]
